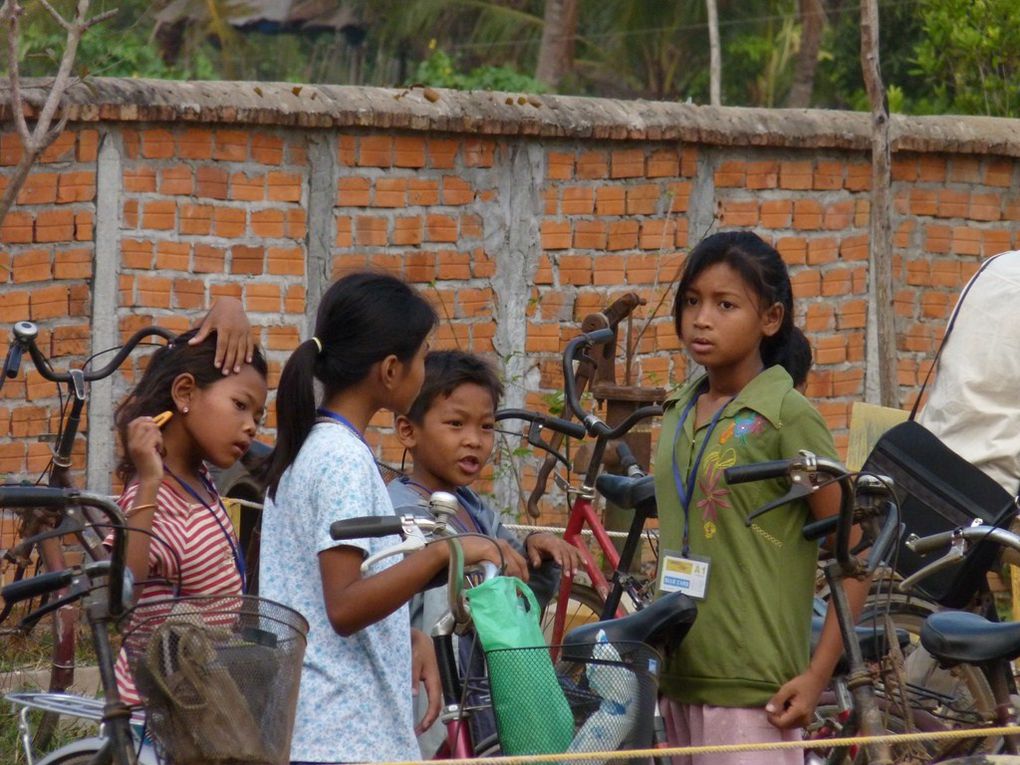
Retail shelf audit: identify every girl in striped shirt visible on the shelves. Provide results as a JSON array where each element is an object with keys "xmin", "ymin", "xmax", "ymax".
[{"xmin": 112, "ymin": 329, "xmax": 268, "ymax": 703}]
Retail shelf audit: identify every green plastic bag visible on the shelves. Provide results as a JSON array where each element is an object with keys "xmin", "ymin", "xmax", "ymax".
[{"xmin": 466, "ymin": 576, "xmax": 574, "ymax": 756}]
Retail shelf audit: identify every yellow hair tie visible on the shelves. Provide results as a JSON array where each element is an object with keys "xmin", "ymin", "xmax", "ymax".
[{"xmin": 311, "ymin": 337, "xmax": 323, "ymax": 354}]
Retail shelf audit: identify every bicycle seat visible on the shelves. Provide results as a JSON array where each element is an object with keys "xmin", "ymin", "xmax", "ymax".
[
  {"xmin": 921, "ymin": 610, "xmax": 1020, "ymax": 665},
  {"xmin": 810, "ymin": 615, "xmax": 910, "ymax": 674},
  {"xmin": 560, "ymin": 590, "xmax": 696, "ymax": 658},
  {"xmin": 595, "ymin": 474, "xmax": 657, "ymax": 517}
]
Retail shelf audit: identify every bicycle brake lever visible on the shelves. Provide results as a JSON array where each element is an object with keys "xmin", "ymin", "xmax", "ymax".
[
  {"xmin": 896, "ymin": 536, "xmax": 967, "ymax": 593},
  {"xmin": 359, "ymin": 515, "xmax": 434, "ymax": 574},
  {"xmin": 745, "ymin": 481, "xmax": 813, "ymax": 525}
]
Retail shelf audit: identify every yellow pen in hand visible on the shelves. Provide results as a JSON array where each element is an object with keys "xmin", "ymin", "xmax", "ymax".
[{"xmin": 152, "ymin": 411, "xmax": 173, "ymax": 428}]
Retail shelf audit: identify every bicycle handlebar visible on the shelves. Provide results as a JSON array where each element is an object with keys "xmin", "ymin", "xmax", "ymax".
[
  {"xmin": 330, "ymin": 516, "xmax": 405, "ymax": 540},
  {"xmin": 724, "ymin": 459, "xmax": 796, "ymax": 484},
  {"xmin": 495, "ymin": 409, "xmax": 587, "ymax": 440},
  {"xmin": 0, "ymin": 486, "xmax": 129, "ymax": 616},
  {"xmin": 561, "ymin": 330, "xmax": 662, "ymax": 442}
]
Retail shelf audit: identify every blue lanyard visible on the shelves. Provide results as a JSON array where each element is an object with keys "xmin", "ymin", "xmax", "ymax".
[
  {"xmin": 671, "ymin": 386, "xmax": 734, "ymax": 556},
  {"xmin": 164, "ymin": 466, "xmax": 247, "ymax": 593},
  {"xmin": 316, "ymin": 407, "xmax": 368, "ymax": 446}
]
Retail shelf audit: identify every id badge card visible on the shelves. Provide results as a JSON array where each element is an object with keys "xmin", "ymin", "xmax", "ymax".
[{"xmin": 657, "ymin": 549, "xmax": 711, "ymax": 600}]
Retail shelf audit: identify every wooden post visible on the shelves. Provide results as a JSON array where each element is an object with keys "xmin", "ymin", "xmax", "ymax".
[{"xmin": 860, "ymin": 0, "xmax": 898, "ymax": 408}]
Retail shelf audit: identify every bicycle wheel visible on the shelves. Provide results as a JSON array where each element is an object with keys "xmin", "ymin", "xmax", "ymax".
[
  {"xmin": 539, "ymin": 579, "xmax": 605, "ymax": 644},
  {"xmin": 858, "ymin": 591, "xmax": 1000, "ymax": 759},
  {"xmin": 808, "ymin": 702, "xmax": 937, "ymax": 765}
]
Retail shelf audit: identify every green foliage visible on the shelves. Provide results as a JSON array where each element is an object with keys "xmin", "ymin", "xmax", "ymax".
[
  {"xmin": 412, "ymin": 46, "xmax": 546, "ymax": 93},
  {"xmin": 913, "ymin": 0, "xmax": 1020, "ymax": 117}
]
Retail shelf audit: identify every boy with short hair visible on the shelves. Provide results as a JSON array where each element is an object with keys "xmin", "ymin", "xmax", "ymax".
[{"xmin": 388, "ymin": 349, "xmax": 581, "ymax": 756}]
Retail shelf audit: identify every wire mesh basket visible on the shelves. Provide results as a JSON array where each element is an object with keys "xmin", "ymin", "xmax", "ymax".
[
  {"xmin": 119, "ymin": 594, "xmax": 308, "ymax": 765},
  {"xmin": 484, "ymin": 640, "xmax": 661, "ymax": 765}
]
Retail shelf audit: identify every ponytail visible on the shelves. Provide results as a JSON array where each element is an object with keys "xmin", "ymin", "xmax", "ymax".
[{"xmin": 264, "ymin": 272, "xmax": 437, "ymax": 499}]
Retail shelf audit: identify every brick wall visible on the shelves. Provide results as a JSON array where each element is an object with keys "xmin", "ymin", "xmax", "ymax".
[{"xmin": 0, "ymin": 79, "xmax": 1018, "ymax": 522}]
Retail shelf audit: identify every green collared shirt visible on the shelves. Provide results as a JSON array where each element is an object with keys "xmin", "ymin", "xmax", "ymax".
[{"xmin": 653, "ymin": 364, "xmax": 839, "ymax": 707}]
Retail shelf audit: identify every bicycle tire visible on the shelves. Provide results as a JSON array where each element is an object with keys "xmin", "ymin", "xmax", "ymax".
[
  {"xmin": 858, "ymin": 595, "xmax": 1000, "ymax": 759},
  {"xmin": 809, "ymin": 702, "xmax": 937, "ymax": 765}
]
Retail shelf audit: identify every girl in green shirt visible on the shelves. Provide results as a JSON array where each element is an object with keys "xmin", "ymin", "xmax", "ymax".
[{"xmin": 653, "ymin": 231, "xmax": 867, "ymax": 764}]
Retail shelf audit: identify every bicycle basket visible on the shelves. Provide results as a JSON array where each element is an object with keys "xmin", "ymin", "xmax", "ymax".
[
  {"xmin": 485, "ymin": 640, "xmax": 660, "ymax": 765},
  {"xmin": 119, "ymin": 594, "xmax": 308, "ymax": 765}
]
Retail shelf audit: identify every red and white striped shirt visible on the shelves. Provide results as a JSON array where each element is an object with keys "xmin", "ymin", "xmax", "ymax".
[{"xmin": 111, "ymin": 475, "xmax": 243, "ymax": 705}]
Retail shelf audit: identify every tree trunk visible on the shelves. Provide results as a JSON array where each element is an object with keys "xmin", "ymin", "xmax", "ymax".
[
  {"xmin": 785, "ymin": 0, "xmax": 825, "ymax": 108},
  {"xmin": 535, "ymin": 0, "xmax": 578, "ymax": 90},
  {"xmin": 706, "ymin": 0, "xmax": 721, "ymax": 105},
  {"xmin": 860, "ymin": 0, "xmax": 897, "ymax": 408}
]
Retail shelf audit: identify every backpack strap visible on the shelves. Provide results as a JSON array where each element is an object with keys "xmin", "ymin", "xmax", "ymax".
[{"xmin": 909, "ymin": 252, "xmax": 1004, "ymax": 420}]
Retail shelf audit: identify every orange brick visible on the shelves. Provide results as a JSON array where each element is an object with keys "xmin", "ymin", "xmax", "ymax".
[
  {"xmin": 918, "ymin": 155, "xmax": 946, "ymax": 182},
  {"xmin": 427, "ymin": 214, "xmax": 458, "ymax": 243},
  {"xmin": 0, "ymin": 288, "xmax": 28, "ymax": 322},
  {"xmin": 950, "ymin": 226, "xmax": 981, "ymax": 256},
  {"xmin": 231, "ymin": 245, "xmax": 265, "ymax": 274},
  {"xmin": 463, "ymin": 139, "xmax": 494, "ymax": 168},
  {"xmin": 776, "ymin": 237, "xmax": 807, "ymax": 265},
  {"xmin": 245, "ymin": 283, "xmax": 281, "ymax": 313},
  {"xmin": 981, "ymin": 228, "xmax": 1013, "ymax": 256},
  {"xmin": 214, "ymin": 130, "xmax": 249, "ymax": 162},
  {"xmin": 265, "ymin": 325, "xmax": 300, "ymax": 351},
  {"xmin": 969, "ymin": 192, "xmax": 1001, "ymax": 221},
  {"xmin": 592, "ymin": 254, "xmax": 625, "ymax": 286},
  {"xmin": 123, "ymin": 199, "xmax": 138, "ymax": 228},
  {"xmin": 0, "ymin": 133, "xmax": 22, "ymax": 166},
  {"xmin": 393, "ymin": 136, "xmax": 426, "ymax": 168},
  {"xmin": 360, "ymin": 136, "xmax": 393, "ymax": 167},
  {"xmin": 355, "ymin": 216, "xmax": 388, "ymax": 246},
  {"xmin": 792, "ymin": 199, "xmax": 822, "ymax": 230},
  {"xmin": 251, "ymin": 133, "xmax": 284, "ymax": 165},
  {"xmin": 230, "ymin": 172, "xmax": 264, "ymax": 201},
  {"xmin": 949, "ymin": 156, "xmax": 982, "ymax": 183},
  {"xmin": 12, "ymin": 249, "xmax": 51, "ymax": 283},
  {"xmin": 646, "ymin": 149, "xmax": 679, "ymax": 178},
  {"xmin": 667, "ymin": 182, "xmax": 690, "ymax": 212},
  {"xmin": 374, "ymin": 178, "xmax": 407, "ymax": 208},
  {"xmin": 53, "ymin": 247, "xmax": 91, "ymax": 279},
  {"xmin": 155, "ymin": 241, "xmax": 190, "ymax": 270},
  {"xmin": 338, "ymin": 177, "xmax": 371, "ymax": 206},
  {"xmin": 392, "ymin": 216, "xmax": 423, "ymax": 246},
  {"xmin": 638, "ymin": 219, "xmax": 677, "ymax": 250},
  {"xmin": 136, "ymin": 275, "xmax": 172, "ymax": 308},
  {"xmin": 173, "ymin": 278, "xmax": 205, "ymax": 309},
  {"xmin": 159, "ymin": 166, "xmax": 194, "ymax": 196},
  {"xmin": 984, "ymin": 159, "xmax": 1014, "ymax": 188},
  {"xmin": 541, "ymin": 221, "xmax": 571, "ymax": 250},
  {"xmin": 779, "ymin": 161, "xmax": 813, "ymax": 190},
  {"xmin": 823, "ymin": 200, "xmax": 853, "ymax": 230},
  {"xmin": 807, "ymin": 237, "xmax": 838, "ymax": 265},
  {"xmin": 74, "ymin": 211, "xmax": 92, "ymax": 241},
  {"xmin": 141, "ymin": 200, "xmax": 175, "ymax": 230},
  {"xmin": 408, "ymin": 178, "xmax": 440, "ymax": 206},
  {"xmin": 141, "ymin": 129, "xmax": 175, "ymax": 159},
  {"xmin": 178, "ymin": 128, "xmax": 214, "ymax": 160},
  {"xmin": 760, "ymin": 200, "xmax": 792, "ymax": 229},
  {"xmin": 40, "ymin": 131, "xmax": 75, "ymax": 163},
  {"xmin": 267, "ymin": 171, "xmax": 302, "ymax": 202},
  {"xmin": 35, "ymin": 209, "xmax": 74, "ymax": 242},
  {"xmin": 286, "ymin": 209, "xmax": 307, "ymax": 238},
  {"xmin": 18, "ymin": 172, "xmax": 58, "ymax": 205},
  {"xmin": 547, "ymin": 152, "xmax": 574, "ymax": 180},
  {"xmin": 121, "ymin": 239, "xmax": 154, "ymax": 269},
  {"xmin": 335, "ymin": 216, "xmax": 353, "ymax": 247},
  {"xmin": 180, "ymin": 204, "xmax": 214, "ymax": 236},
  {"xmin": 213, "ymin": 207, "xmax": 246, "ymax": 238},
  {"xmin": 76, "ymin": 129, "xmax": 98, "ymax": 162},
  {"xmin": 561, "ymin": 185, "xmax": 594, "ymax": 215},
  {"xmin": 1, "ymin": 211, "xmax": 33, "ymax": 243},
  {"xmin": 194, "ymin": 244, "xmax": 226, "ymax": 273},
  {"xmin": 626, "ymin": 184, "xmax": 659, "ymax": 215},
  {"xmin": 891, "ymin": 156, "xmax": 917, "ymax": 182},
  {"xmin": 124, "ymin": 166, "xmax": 156, "ymax": 193},
  {"xmin": 427, "ymin": 138, "xmax": 458, "ymax": 169},
  {"xmin": 845, "ymin": 163, "xmax": 870, "ymax": 191},
  {"xmin": 442, "ymin": 176, "xmax": 473, "ymax": 206},
  {"xmin": 607, "ymin": 220, "xmax": 638, "ymax": 251},
  {"xmin": 715, "ymin": 160, "xmax": 746, "ymax": 188},
  {"xmin": 720, "ymin": 199, "xmax": 758, "ymax": 227},
  {"xmin": 196, "ymin": 167, "xmax": 228, "ymax": 199},
  {"xmin": 405, "ymin": 251, "xmax": 436, "ymax": 282},
  {"xmin": 572, "ymin": 220, "xmax": 606, "ymax": 249},
  {"xmin": 577, "ymin": 151, "xmax": 608, "ymax": 180},
  {"xmin": 746, "ymin": 161, "xmax": 779, "ymax": 190},
  {"xmin": 611, "ymin": 149, "xmax": 644, "ymax": 179},
  {"xmin": 595, "ymin": 186, "xmax": 625, "ymax": 215},
  {"xmin": 936, "ymin": 189, "xmax": 969, "ymax": 219},
  {"xmin": 457, "ymin": 287, "xmax": 492, "ymax": 318},
  {"xmin": 813, "ymin": 161, "xmax": 842, "ymax": 190}
]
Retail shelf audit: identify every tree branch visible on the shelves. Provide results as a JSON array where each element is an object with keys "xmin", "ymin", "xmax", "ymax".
[{"xmin": 37, "ymin": 0, "xmax": 72, "ymax": 32}]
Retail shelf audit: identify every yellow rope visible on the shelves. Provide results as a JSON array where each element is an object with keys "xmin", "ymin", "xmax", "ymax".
[{"xmin": 373, "ymin": 724, "xmax": 1020, "ymax": 765}]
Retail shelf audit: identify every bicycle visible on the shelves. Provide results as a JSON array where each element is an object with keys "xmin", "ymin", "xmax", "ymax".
[
  {"xmin": 728, "ymin": 452, "xmax": 1001, "ymax": 764},
  {"xmin": 329, "ymin": 489, "xmax": 697, "ymax": 760},
  {"xmin": 1, "ymin": 320, "xmax": 175, "ymax": 753},
  {"xmin": 1, "ymin": 483, "xmax": 307, "ymax": 765}
]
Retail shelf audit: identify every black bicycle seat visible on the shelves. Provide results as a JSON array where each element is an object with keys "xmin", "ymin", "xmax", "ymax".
[
  {"xmin": 560, "ymin": 590, "xmax": 696, "ymax": 659},
  {"xmin": 810, "ymin": 615, "xmax": 910, "ymax": 675},
  {"xmin": 921, "ymin": 610, "xmax": 1020, "ymax": 665},
  {"xmin": 595, "ymin": 473, "xmax": 657, "ymax": 517}
]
